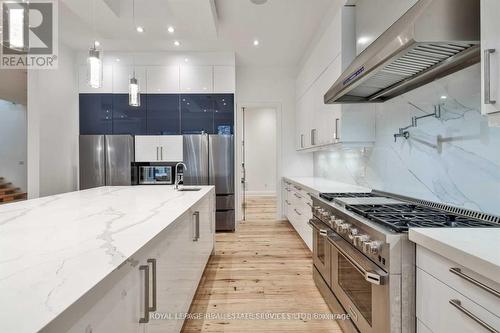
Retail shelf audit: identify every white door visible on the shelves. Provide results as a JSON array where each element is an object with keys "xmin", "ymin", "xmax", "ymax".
[
  {"xmin": 158, "ymin": 136, "xmax": 183, "ymax": 162},
  {"xmin": 481, "ymin": 0, "xmax": 500, "ymax": 115},
  {"xmin": 135, "ymin": 136, "xmax": 160, "ymax": 162}
]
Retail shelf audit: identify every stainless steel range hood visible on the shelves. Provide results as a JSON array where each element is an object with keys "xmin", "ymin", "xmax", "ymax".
[{"xmin": 324, "ymin": 0, "xmax": 480, "ymax": 104}]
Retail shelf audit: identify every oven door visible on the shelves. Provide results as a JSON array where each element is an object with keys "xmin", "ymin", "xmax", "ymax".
[
  {"xmin": 309, "ymin": 218, "xmax": 331, "ymax": 285},
  {"xmin": 329, "ymin": 232, "xmax": 389, "ymax": 333}
]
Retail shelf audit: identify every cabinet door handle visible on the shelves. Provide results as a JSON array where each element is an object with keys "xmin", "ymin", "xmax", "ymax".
[
  {"xmin": 139, "ymin": 265, "xmax": 150, "ymax": 323},
  {"xmin": 335, "ymin": 118, "xmax": 340, "ymax": 140},
  {"xmin": 294, "ymin": 193, "xmax": 302, "ymax": 199},
  {"xmin": 193, "ymin": 211, "xmax": 200, "ymax": 241},
  {"xmin": 449, "ymin": 299, "xmax": 498, "ymax": 333},
  {"xmin": 285, "ymin": 200, "xmax": 291, "ymax": 206},
  {"xmin": 160, "ymin": 146, "xmax": 163, "ymax": 160},
  {"xmin": 484, "ymin": 49, "xmax": 496, "ymax": 105},
  {"xmin": 311, "ymin": 129, "xmax": 316, "ymax": 146},
  {"xmin": 449, "ymin": 267, "xmax": 500, "ymax": 298},
  {"xmin": 147, "ymin": 259, "xmax": 157, "ymax": 312},
  {"xmin": 294, "ymin": 208, "xmax": 302, "ymax": 216},
  {"xmin": 300, "ymin": 134, "xmax": 304, "ymax": 148},
  {"xmin": 156, "ymin": 147, "xmax": 159, "ymax": 161}
]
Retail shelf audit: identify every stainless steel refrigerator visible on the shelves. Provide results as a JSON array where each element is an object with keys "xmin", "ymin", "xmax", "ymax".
[
  {"xmin": 79, "ymin": 135, "xmax": 135, "ymax": 190},
  {"xmin": 183, "ymin": 134, "xmax": 235, "ymax": 231}
]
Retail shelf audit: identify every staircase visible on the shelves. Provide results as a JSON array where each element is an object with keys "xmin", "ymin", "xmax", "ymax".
[{"xmin": 0, "ymin": 177, "xmax": 27, "ymax": 204}]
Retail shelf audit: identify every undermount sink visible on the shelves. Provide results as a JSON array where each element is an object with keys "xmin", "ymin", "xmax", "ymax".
[{"xmin": 177, "ymin": 187, "xmax": 202, "ymax": 192}]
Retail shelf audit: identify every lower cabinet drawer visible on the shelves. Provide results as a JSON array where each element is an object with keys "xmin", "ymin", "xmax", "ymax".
[
  {"xmin": 417, "ymin": 246, "xmax": 500, "ymax": 313},
  {"xmin": 416, "ymin": 267, "xmax": 500, "ymax": 333}
]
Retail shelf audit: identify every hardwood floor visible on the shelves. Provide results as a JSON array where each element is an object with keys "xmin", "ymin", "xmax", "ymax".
[{"xmin": 182, "ymin": 196, "xmax": 342, "ymax": 333}]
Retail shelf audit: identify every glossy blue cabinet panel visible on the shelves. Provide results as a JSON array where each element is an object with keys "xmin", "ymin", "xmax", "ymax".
[
  {"xmin": 79, "ymin": 94, "xmax": 113, "ymax": 135},
  {"xmin": 147, "ymin": 94, "xmax": 180, "ymax": 135},
  {"xmin": 180, "ymin": 94, "xmax": 215, "ymax": 134},
  {"xmin": 112, "ymin": 94, "xmax": 148, "ymax": 135},
  {"xmin": 213, "ymin": 94, "xmax": 234, "ymax": 134}
]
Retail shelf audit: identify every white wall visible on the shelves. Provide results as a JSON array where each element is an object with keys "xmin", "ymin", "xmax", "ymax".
[
  {"xmin": 236, "ymin": 66, "xmax": 314, "ymax": 220},
  {"xmin": 244, "ymin": 107, "xmax": 277, "ymax": 196},
  {"xmin": 27, "ymin": 43, "xmax": 79, "ymax": 198},
  {"xmin": 0, "ymin": 100, "xmax": 27, "ymax": 191}
]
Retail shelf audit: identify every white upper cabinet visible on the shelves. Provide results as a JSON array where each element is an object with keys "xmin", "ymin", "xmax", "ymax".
[
  {"xmin": 295, "ymin": 6, "xmax": 375, "ymax": 152},
  {"xmin": 481, "ymin": 0, "xmax": 500, "ymax": 116},
  {"xmin": 180, "ymin": 66, "xmax": 213, "ymax": 93},
  {"xmin": 78, "ymin": 64, "xmax": 113, "ymax": 93},
  {"xmin": 112, "ymin": 65, "xmax": 147, "ymax": 94},
  {"xmin": 146, "ymin": 66, "xmax": 180, "ymax": 93},
  {"xmin": 135, "ymin": 136, "xmax": 183, "ymax": 162},
  {"xmin": 213, "ymin": 66, "xmax": 236, "ymax": 93}
]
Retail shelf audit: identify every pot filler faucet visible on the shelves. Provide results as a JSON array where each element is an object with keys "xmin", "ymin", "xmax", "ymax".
[{"xmin": 175, "ymin": 162, "xmax": 187, "ymax": 190}]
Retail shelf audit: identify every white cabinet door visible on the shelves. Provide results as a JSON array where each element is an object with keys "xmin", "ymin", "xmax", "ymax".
[
  {"xmin": 146, "ymin": 66, "xmax": 180, "ymax": 93},
  {"xmin": 113, "ymin": 66, "xmax": 147, "ymax": 93},
  {"xmin": 135, "ymin": 136, "xmax": 160, "ymax": 162},
  {"xmin": 78, "ymin": 64, "xmax": 113, "ymax": 93},
  {"xmin": 158, "ymin": 136, "xmax": 183, "ymax": 162},
  {"xmin": 213, "ymin": 66, "xmax": 235, "ymax": 93},
  {"xmin": 296, "ymin": 90, "xmax": 312, "ymax": 150},
  {"xmin": 180, "ymin": 66, "xmax": 213, "ymax": 93},
  {"xmin": 481, "ymin": 0, "xmax": 500, "ymax": 115}
]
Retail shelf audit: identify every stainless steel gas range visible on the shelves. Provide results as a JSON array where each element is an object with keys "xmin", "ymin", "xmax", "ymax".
[{"xmin": 309, "ymin": 191, "xmax": 500, "ymax": 333}]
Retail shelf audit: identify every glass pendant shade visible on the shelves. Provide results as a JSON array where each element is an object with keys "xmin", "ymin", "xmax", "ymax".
[
  {"xmin": 87, "ymin": 46, "xmax": 103, "ymax": 88},
  {"xmin": 129, "ymin": 77, "xmax": 140, "ymax": 107}
]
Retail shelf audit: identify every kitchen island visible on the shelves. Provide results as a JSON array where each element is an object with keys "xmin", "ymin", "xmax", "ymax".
[{"xmin": 0, "ymin": 186, "xmax": 215, "ymax": 333}]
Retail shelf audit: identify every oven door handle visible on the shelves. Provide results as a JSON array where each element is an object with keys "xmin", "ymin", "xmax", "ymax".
[{"xmin": 329, "ymin": 233, "xmax": 387, "ymax": 285}]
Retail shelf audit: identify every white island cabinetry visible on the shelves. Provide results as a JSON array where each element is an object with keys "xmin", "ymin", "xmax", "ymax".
[
  {"xmin": 410, "ymin": 229, "xmax": 500, "ymax": 333},
  {"xmin": 0, "ymin": 186, "xmax": 215, "ymax": 333}
]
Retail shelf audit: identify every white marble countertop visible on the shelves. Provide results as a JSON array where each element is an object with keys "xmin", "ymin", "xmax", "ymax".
[
  {"xmin": 0, "ymin": 185, "xmax": 214, "ymax": 333},
  {"xmin": 409, "ymin": 228, "xmax": 500, "ymax": 284},
  {"xmin": 283, "ymin": 176, "xmax": 370, "ymax": 194}
]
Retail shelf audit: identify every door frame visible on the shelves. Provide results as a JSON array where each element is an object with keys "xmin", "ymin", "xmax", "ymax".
[{"xmin": 235, "ymin": 102, "xmax": 283, "ymax": 223}]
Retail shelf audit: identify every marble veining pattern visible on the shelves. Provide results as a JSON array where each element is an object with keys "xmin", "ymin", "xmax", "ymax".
[
  {"xmin": 314, "ymin": 64, "xmax": 500, "ymax": 216},
  {"xmin": 0, "ymin": 185, "xmax": 214, "ymax": 333}
]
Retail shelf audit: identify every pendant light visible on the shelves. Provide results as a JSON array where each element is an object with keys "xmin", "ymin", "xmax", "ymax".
[
  {"xmin": 87, "ymin": 0, "xmax": 102, "ymax": 88},
  {"xmin": 129, "ymin": 0, "xmax": 140, "ymax": 107}
]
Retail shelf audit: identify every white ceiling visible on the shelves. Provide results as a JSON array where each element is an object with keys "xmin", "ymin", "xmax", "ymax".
[{"xmin": 60, "ymin": 0, "xmax": 335, "ymax": 67}]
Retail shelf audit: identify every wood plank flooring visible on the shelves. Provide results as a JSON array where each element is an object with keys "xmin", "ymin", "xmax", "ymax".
[{"xmin": 182, "ymin": 196, "xmax": 342, "ymax": 333}]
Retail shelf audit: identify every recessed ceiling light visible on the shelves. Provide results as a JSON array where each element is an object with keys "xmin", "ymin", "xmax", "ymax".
[
  {"xmin": 94, "ymin": 40, "xmax": 100, "ymax": 47},
  {"xmin": 174, "ymin": 40, "xmax": 180, "ymax": 46},
  {"xmin": 250, "ymin": 0, "xmax": 268, "ymax": 4},
  {"xmin": 440, "ymin": 95, "xmax": 447, "ymax": 99},
  {"xmin": 184, "ymin": 58, "xmax": 189, "ymax": 62},
  {"xmin": 253, "ymin": 39, "xmax": 260, "ymax": 46},
  {"xmin": 168, "ymin": 26, "xmax": 175, "ymax": 33},
  {"xmin": 116, "ymin": 58, "xmax": 120, "ymax": 62},
  {"xmin": 136, "ymin": 26, "xmax": 144, "ymax": 33}
]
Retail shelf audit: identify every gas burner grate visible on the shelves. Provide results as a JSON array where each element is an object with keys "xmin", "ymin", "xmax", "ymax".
[
  {"xmin": 319, "ymin": 192, "xmax": 380, "ymax": 202},
  {"xmin": 346, "ymin": 204, "xmax": 500, "ymax": 233}
]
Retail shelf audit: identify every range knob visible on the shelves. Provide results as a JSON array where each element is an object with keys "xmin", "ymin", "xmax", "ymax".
[
  {"xmin": 334, "ymin": 219, "xmax": 345, "ymax": 232},
  {"xmin": 369, "ymin": 241, "xmax": 382, "ymax": 255},
  {"xmin": 363, "ymin": 240, "xmax": 382, "ymax": 255},
  {"xmin": 354, "ymin": 234, "xmax": 369, "ymax": 247},
  {"xmin": 340, "ymin": 223, "xmax": 352, "ymax": 234},
  {"xmin": 321, "ymin": 211, "xmax": 330, "ymax": 218},
  {"xmin": 348, "ymin": 228, "xmax": 359, "ymax": 240}
]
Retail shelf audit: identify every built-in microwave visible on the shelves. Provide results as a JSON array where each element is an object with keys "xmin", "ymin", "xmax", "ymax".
[{"xmin": 137, "ymin": 165, "xmax": 173, "ymax": 185}]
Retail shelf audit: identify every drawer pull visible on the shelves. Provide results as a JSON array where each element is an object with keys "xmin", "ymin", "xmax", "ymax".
[
  {"xmin": 294, "ymin": 193, "xmax": 302, "ymax": 199},
  {"xmin": 294, "ymin": 208, "xmax": 302, "ymax": 216},
  {"xmin": 139, "ymin": 265, "xmax": 150, "ymax": 323},
  {"xmin": 285, "ymin": 200, "xmax": 291, "ymax": 206},
  {"xmin": 449, "ymin": 299, "xmax": 498, "ymax": 333},
  {"xmin": 449, "ymin": 267, "xmax": 500, "ymax": 298}
]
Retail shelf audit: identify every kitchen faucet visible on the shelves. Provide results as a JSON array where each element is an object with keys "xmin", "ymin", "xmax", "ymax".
[{"xmin": 175, "ymin": 162, "xmax": 187, "ymax": 190}]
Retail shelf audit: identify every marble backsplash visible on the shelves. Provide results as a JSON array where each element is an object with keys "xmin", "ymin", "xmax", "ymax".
[{"xmin": 314, "ymin": 64, "xmax": 500, "ymax": 216}]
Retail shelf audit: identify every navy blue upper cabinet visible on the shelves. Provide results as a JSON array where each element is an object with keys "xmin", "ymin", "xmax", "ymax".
[
  {"xmin": 147, "ymin": 94, "xmax": 180, "ymax": 135},
  {"xmin": 79, "ymin": 94, "xmax": 113, "ymax": 135},
  {"xmin": 213, "ymin": 94, "xmax": 234, "ymax": 134},
  {"xmin": 112, "ymin": 94, "xmax": 148, "ymax": 135},
  {"xmin": 180, "ymin": 94, "xmax": 215, "ymax": 134}
]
